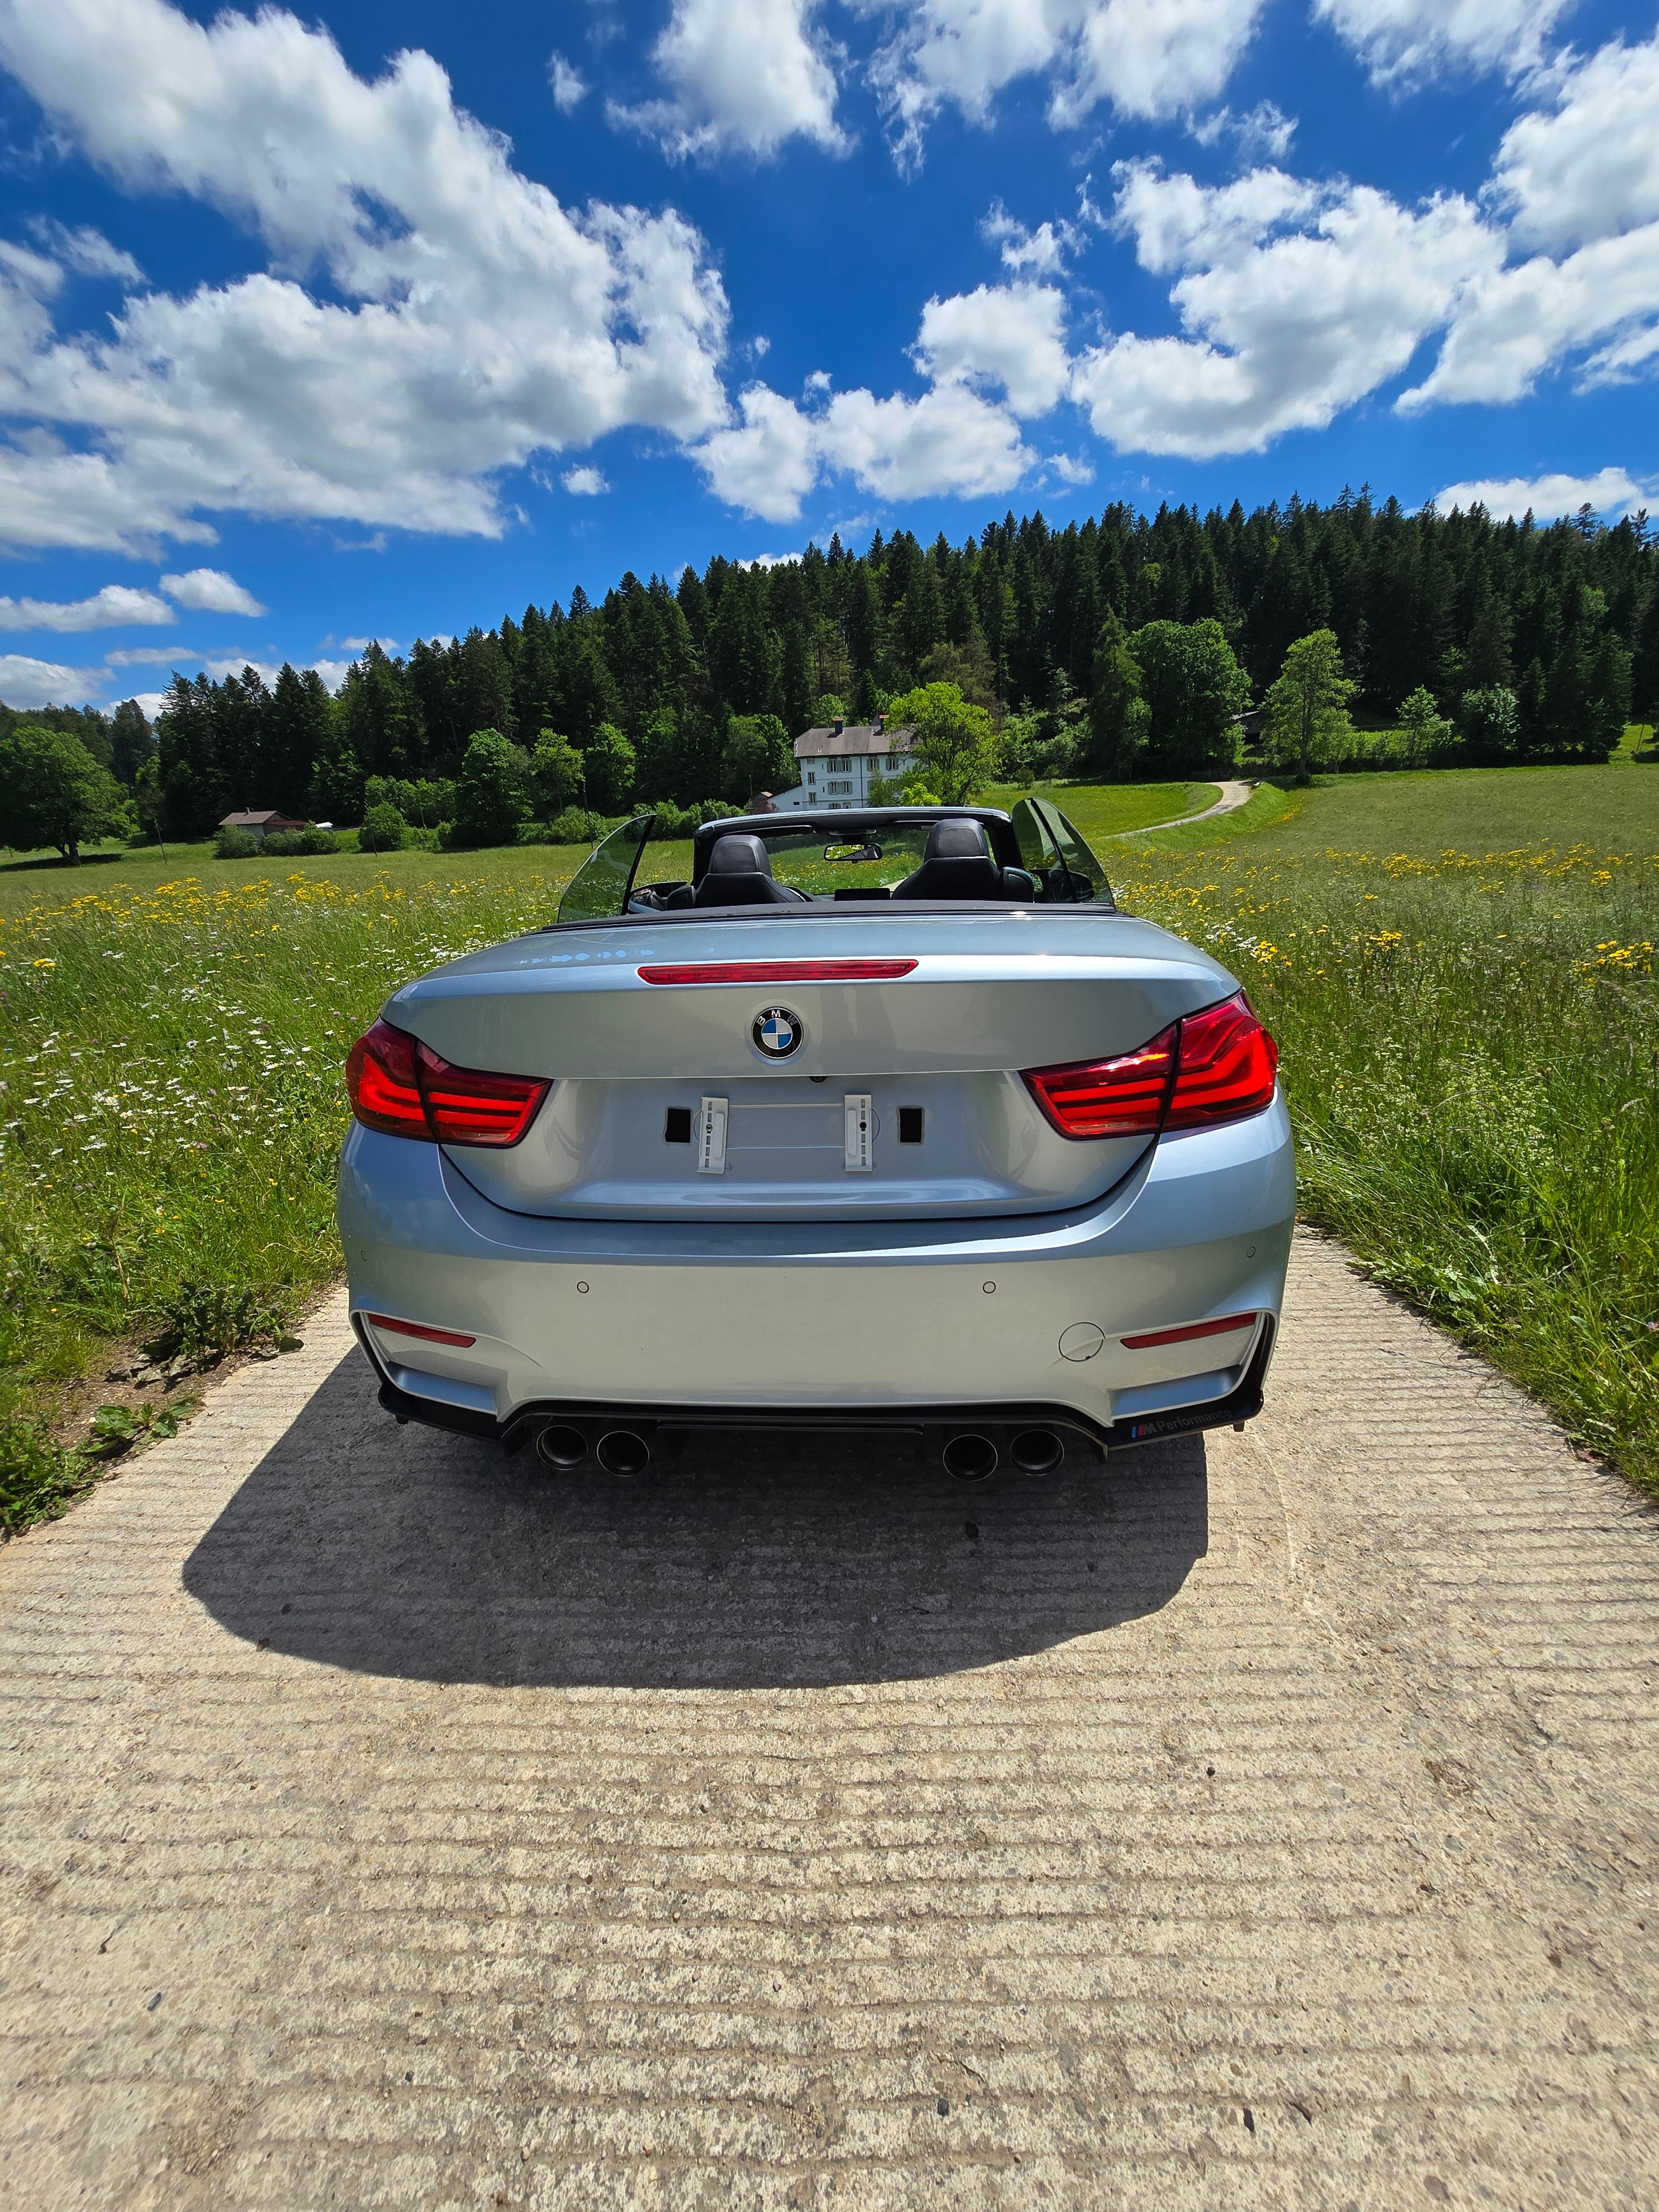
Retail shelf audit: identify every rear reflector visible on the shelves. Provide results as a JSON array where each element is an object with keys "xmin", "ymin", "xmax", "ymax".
[
  {"xmin": 346, "ymin": 1016, "xmax": 549, "ymax": 1147},
  {"xmin": 366, "ymin": 1312, "xmax": 477, "ymax": 1347},
  {"xmin": 1023, "ymin": 992, "xmax": 1277, "ymax": 1141},
  {"xmin": 1121, "ymin": 1311, "xmax": 1258, "ymax": 1350},
  {"xmin": 638, "ymin": 959, "xmax": 918, "ymax": 985}
]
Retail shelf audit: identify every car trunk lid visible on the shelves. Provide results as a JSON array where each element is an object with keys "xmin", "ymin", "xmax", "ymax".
[{"xmin": 384, "ymin": 912, "xmax": 1239, "ymax": 1220}]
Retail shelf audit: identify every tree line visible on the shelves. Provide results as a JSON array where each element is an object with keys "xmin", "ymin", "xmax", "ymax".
[{"xmin": 4, "ymin": 487, "xmax": 1655, "ymax": 842}]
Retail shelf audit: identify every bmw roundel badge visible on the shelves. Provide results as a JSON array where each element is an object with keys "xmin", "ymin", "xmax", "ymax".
[{"xmin": 753, "ymin": 1005, "xmax": 803, "ymax": 1058}]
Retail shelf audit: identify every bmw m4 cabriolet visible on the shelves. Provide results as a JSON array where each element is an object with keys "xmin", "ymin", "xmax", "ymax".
[{"xmin": 339, "ymin": 799, "xmax": 1294, "ymax": 1479}]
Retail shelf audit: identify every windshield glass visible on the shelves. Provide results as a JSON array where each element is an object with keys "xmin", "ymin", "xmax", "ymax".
[
  {"xmin": 558, "ymin": 815, "xmax": 653, "ymax": 923},
  {"xmin": 1010, "ymin": 797, "xmax": 1115, "ymax": 909}
]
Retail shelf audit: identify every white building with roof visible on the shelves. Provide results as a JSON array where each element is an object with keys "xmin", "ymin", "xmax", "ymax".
[{"xmin": 770, "ymin": 717, "xmax": 917, "ymax": 811}]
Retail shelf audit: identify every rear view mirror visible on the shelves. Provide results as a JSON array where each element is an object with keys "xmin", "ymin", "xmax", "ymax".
[{"xmin": 824, "ymin": 841, "xmax": 883, "ymax": 863}]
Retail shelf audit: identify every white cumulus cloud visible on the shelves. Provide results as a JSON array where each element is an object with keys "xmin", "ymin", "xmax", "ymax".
[
  {"xmin": 1397, "ymin": 33, "xmax": 1659, "ymax": 410},
  {"xmin": 0, "ymin": 651, "xmax": 100, "ymax": 705},
  {"xmin": 0, "ymin": 0, "xmax": 730, "ymax": 550},
  {"xmin": 863, "ymin": 0, "xmax": 1265, "ymax": 168},
  {"xmin": 1312, "ymin": 0, "xmax": 1572, "ymax": 85},
  {"xmin": 1072, "ymin": 160, "xmax": 1501, "ymax": 458},
  {"xmin": 160, "ymin": 566, "xmax": 266, "ymax": 615},
  {"xmin": 0, "ymin": 582, "xmax": 174, "ymax": 630},
  {"xmin": 914, "ymin": 281, "xmax": 1070, "ymax": 414},
  {"xmin": 1188, "ymin": 100, "xmax": 1295, "ymax": 159},
  {"xmin": 1433, "ymin": 466, "xmax": 1646, "ymax": 520},
  {"xmin": 1490, "ymin": 30, "xmax": 1659, "ymax": 253},
  {"xmin": 613, "ymin": 0, "xmax": 846, "ymax": 160},
  {"xmin": 697, "ymin": 377, "xmax": 1032, "ymax": 519},
  {"xmin": 562, "ymin": 466, "xmax": 608, "ymax": 495},
  {"xmin": 697, "ymin": 385, "xmax": 823, "ymax": 520}
]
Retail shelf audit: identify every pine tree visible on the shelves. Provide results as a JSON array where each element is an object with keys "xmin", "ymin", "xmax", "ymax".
[
  {"xmin": 108, "ymin": 698, "xmax": 155, "ymax": 786},
  {"xmin": 1085, "ymin": 610, "xmax": 1149, "ymax": 778}
]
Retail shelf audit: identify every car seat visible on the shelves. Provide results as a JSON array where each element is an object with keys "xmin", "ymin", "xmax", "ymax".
[
  {"xmin": 891, "ymin": 818, "xmax": 1015, "ymax": 900},
  {"xmin": 693, "ymin": 832, "xmax": 802, "ymax": 906}
]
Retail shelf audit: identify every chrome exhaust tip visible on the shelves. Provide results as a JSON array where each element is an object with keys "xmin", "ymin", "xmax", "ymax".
[
  {"xmin": 1010, "ymin": 1426, "xmax": 1064, "ymax": 1475},
  {"xmin": 942, "ymin": 1432, "xmax": 998, "ymax": 1482},
  {"xmin": 596, "ymin": 1428, "xmax": 651, "ymax": 1477},
  {"xmin": 535, "ymin": 1422, "xmax": 588, "ymax": 1470}
]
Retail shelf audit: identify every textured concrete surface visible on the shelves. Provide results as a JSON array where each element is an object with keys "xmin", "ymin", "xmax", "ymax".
[{"xmin": 3, "ymin": 1229, "xmax": 1658, "ymax": 2209}]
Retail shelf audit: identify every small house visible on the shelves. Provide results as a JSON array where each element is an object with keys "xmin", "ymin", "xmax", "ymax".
[{"xmin": 220, "ymin": 810, "xmax": 308, "ymax": 842}]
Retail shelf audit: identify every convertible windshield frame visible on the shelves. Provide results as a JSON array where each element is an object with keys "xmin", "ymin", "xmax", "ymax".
[{"xmin": 555, "ymin": 801, "xmax": 1116, "ymax": 925}]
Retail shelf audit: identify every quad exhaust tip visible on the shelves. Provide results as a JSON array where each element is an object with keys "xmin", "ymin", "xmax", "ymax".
[
  {"xmin": 1010, "ymin": 1426, "xmax": 1064, "ymax": 1475},
  {"xmin": 596, "ymin": 1428, "xmax": 651, "ymax": 1477},
  {"xmin": 943, "ymin": 1432, "xmax": 999, "ymax": 1482},
  {"xmin": 535, "ymin": 1422, "xmax": 588, "ymax": 1470}
]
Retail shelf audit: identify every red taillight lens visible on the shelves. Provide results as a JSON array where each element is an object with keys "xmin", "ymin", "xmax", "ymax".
[
  {"xmin": 1023, "ymin": 992, "xmax": 1277, "ymax": 1141},
  {"xmin": 417, "ymin": 1044, "xmax": 547, "ymax": 1146},
  {"xmin": 346, "ymin": 1017, "xmax": 549, "ymax": 1148},
  {"xmin": 346, "ymin": 1018, "xmax": 426, "ymax": 1138},
  {"xmin": 1024, "ymin": 1025, "xmax": 1178, "ymax": 1138},
  {"xmin": 1165, "ymin": 993, "xmax": 1279, "ymax": 1130}
]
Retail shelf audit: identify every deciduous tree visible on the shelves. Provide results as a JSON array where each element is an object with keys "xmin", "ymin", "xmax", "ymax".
[
  {"xmin": 0, "ymin": 724, "xmax": 131, "ymax": 860},
  {"xmin": 885, "ymin": 681, "xmax": 998, "ymax": 804},
  {"xmin": 1265, "ymin": 630, "xmax": 1354, "ymax": 785},
  {"xmin": 450, "ymin": 729, "xmax": 531, "ymax": 847}
]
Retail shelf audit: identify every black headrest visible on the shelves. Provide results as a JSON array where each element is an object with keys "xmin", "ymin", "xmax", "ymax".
[
  {"xmin": 924, "ymin": 818, "xmax": 989, "ymax": 860},
  {"xmin": 706, "ymin": 832, "xmax": 774, "ymax": 878}
]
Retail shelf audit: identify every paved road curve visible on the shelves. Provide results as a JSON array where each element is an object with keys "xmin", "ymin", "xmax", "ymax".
[
  {"xmin": 1112, "ymin": 779, "xmax": 1256, "ymax": 837},
  {"xmin": 3, "ymin": 1232, "xmax": 1658, "ymax": 2208}
]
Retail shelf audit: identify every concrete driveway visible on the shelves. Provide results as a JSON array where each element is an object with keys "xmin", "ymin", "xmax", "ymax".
[{"xmin": 3, "ymin": 1231, "xmax": 1657, "ymax": 2208}]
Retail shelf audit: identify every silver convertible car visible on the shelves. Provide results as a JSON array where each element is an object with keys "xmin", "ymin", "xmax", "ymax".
[{"xmin": 338, "ymin": 800, "xmax": 1294, "ymax": 1479}]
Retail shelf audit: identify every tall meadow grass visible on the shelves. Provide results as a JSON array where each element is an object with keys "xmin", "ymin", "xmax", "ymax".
[
  {"xmin": 0, "ymin": 863, "xmax": 573, "ymax": 1402},
  {"xmin": 1115, "ymin": 823, "xmax": 1658, "ymax": 1488}
]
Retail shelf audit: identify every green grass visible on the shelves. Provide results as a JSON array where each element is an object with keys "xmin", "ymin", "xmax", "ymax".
[
  {"xmin": 1112, "ymin": 764, "xmax": 1659, "ymax": 1490},
  {"xmin": 2, "ymin": 764, "xmax": 1655, "ymax": 1522},
  {"xmin": 0, "ymin": 846, "xmax": 586, "ymax": 1505},
  {"xmin": 0, "ymin": 834, "xmax": 596, "ymax": 920},
  {"xmin": 985, "ymin": 779, "xmax": 1220, "ymax": 839}
]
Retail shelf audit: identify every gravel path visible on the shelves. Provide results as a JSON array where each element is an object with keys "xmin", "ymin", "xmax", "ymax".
[
  {"xmin": 3, "ymin": 1229, "xmax": 1657, "ymax": 2208},
  {"xmin": 1113, "ymin": 779, "xmax": 1256, "ymax": 837}
]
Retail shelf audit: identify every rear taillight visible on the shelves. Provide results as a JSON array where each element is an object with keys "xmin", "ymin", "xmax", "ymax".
[
  {"xmin": 346, "ymin": 1018, "xmax": 425, "ymax": 1138},
  {"xmin": 346, "ymin": 1017, "xmax": 549, "ymax": 1147},
  {"xmin": 1024, "ymin": 992, "xmax": 1277, "ymax": 1141},
  {"xmin": 1024, "ymin": 1026, "xmax": 1178, "ymax": 1138},
  {"xmin": 1165, "ymin": 993, "xmax": 1279, "ymax": 1129}
]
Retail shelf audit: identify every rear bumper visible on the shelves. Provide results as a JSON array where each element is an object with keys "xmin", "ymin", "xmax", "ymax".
[
  {"xmin": 360, "ymin": 1314, "xmax": 1277, "ymax": 1457},
  {"xmin": 338, "ymin": 1092, "xmax": 1295, "ymax": 1445}
]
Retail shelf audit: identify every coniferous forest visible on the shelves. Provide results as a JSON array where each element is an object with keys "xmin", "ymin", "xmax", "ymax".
[{"xmin": 9, "ymin": 488, "xmax": 1658, "ymax": 839}]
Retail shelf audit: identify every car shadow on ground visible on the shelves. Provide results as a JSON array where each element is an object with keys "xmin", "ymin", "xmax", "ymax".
[{"xmin": 182, "ymin": 1347, "xmax": 1209, "ymax": 1690}]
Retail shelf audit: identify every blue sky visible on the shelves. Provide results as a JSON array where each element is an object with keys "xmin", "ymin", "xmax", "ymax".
[{"xmin": 1, "ymin": 0, "xmax": 1655, "ymax": 711}]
